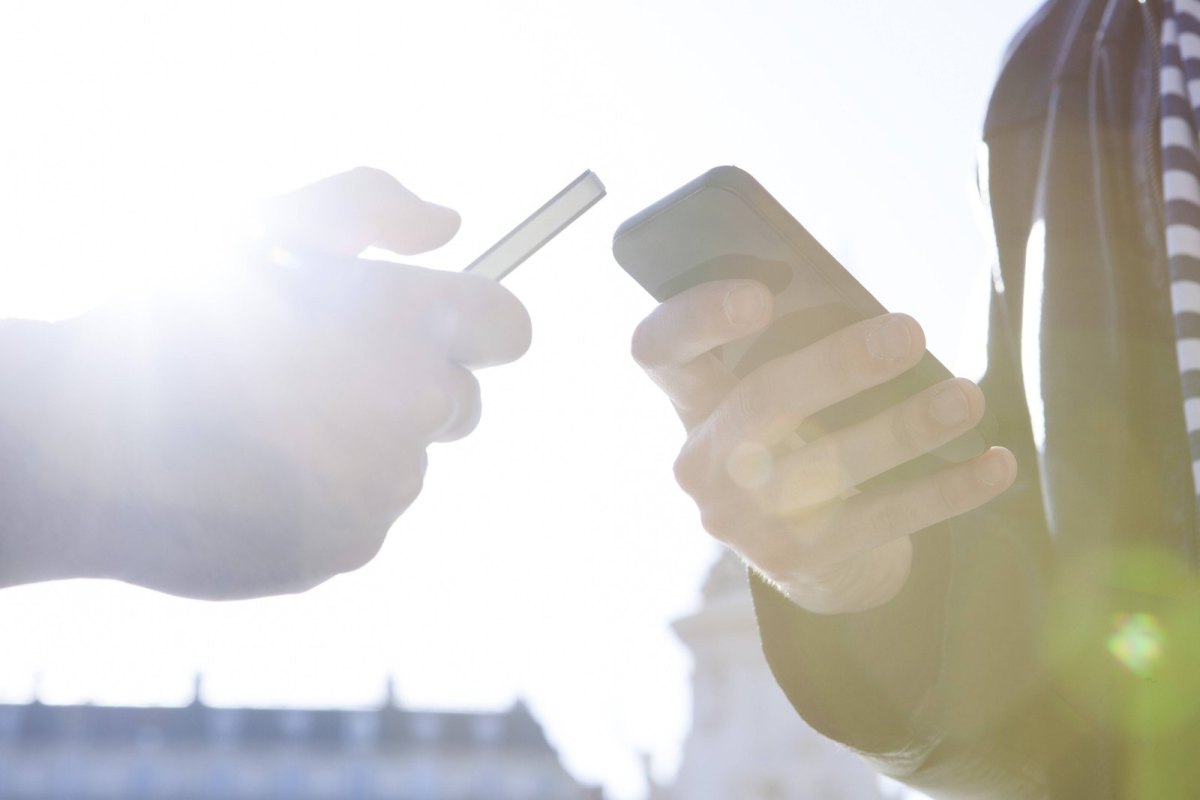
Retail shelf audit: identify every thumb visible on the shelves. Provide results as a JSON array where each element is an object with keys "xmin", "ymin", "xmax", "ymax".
[{"xmin": 255, "ymin": 167, "xmax": 461, "ymax": 257}]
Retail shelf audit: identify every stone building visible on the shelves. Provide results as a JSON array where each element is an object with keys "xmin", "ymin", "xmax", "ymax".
[
  {"xmin": 0, "ymin": 689, "xmax": 600, "ymax": 800},
  {"xmin": 657, "ymin": 550, "xmax": 887, "ymax": 800}
]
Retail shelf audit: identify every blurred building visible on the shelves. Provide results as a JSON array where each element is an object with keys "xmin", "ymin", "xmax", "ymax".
[
  {"xmin": 0, "ymin": 555, "xmax": 908, "ymax": 800},
  {"xmin": 655, "ymin": 550, "xmax": 887, "ymax": 800},
  {"xmin": 0, "ymin": 688, "xmax": 600, "ymax": 800}
]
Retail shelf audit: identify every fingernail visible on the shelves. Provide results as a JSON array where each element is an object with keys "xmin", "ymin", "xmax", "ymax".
[
  {"xmin": 930, "ymin": 383, "xmax": 970, "ymax": 426},
  {"xmin": 724, "ymin": 284, "xmax": 766, "ymax": 326},
  {"xmin": 867, "ymin": 315, "xmax": 912, "ymax": 361},
  {"xmin": 975, "ymin": 451, "xmax": 1013, "ymax": 487}
]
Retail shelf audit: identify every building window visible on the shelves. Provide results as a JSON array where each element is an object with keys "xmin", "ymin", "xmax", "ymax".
[
  {"xmin": 410, "ymin": 713, "xmax": 442, "ymax": 743},
  {"xmin": 0, "ymin": 708, "xmax": 20, "ymax": 742},
  {"xmin": 129, "ymin": 762, "xmax": 158, "ymax": 799},
  {"xmin": 280, "ymin": 709, "xmax": 312, "ymax": 742},
  {"xmin": 208, "ymin": 708, "xmax": 243, "ymax": 745},
  {"xmin": 276, "ymin": 762, "xmax": 304, "ymax": 799},
  {"xmin": 469, "ymin": 715, "xmax": 504, "ymax": 745},
  {"xmin": 206, "ymin": 764, "xmax": 235, "ymax": 797},
  {"xmin": 409, "ymin": 762, "xmax": 438, "ymax": 800},
  {"xmin": 470, "ymin": 767, "xmax": 503, "ymax": 800},
  {"xmin": 345, "ymin": 764, "xmax": 373, "ymax": 800},
  {"xmin": 344, "ymin": 711, "xmax": 380, "ymax": 750}
]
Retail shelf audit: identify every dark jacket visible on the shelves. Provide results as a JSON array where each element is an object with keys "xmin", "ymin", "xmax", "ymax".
[{"xmin": 751, "ymin": 1, "xmax": 1200, "ymax": 797}]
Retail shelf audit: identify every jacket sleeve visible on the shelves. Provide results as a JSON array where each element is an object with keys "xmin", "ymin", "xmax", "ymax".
[{"xmin": 749, "ymin": 501, "xmax": 1060, "ymax": 798}]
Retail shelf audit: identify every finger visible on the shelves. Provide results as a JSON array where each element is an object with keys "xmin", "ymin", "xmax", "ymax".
[
  {"xmin": 383, "ymin": 356, "xmax": 482, "ymax": 445},
  {"xmin": 708, "ymin": 313, "xmax": 926, "ymax": 449},
  {"xmin": 766, "ymin": 447, "xmax": 1017, "ymax": 577},
  {"xmin": 429, "ymin": 364, "xmax": 483, "ymax": 443},
  {"xmin": 401, "ymin": 268, "xmax": 533, "ymax": 369},
  {"xmin": 256, "ymin": 167, "xmax": 461, "ymax": 257},
  {"xmin": 394, "ymin": 361, "xmax": 482, "ymax": 444},
  {"xmin": 282, "ymin": 257, "xmax": 532, "ymax": 370},
  {"xmin": 631, "ymin": 280, "xmax": 773, "ymax": 424},
  {"xmin": 756, "ymin": 378, "xmax": 987, "ymax": 512},
  {"xmin": 632, "ymin": 279, "xmax": 773, "ymax": 369}
]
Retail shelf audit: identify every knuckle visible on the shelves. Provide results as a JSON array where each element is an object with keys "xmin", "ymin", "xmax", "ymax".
[
  {"xmin": 889, "ymin": 400, "xmax": 927, "ymax": 456},
  {"xmin": 699, "ymin": 508, "xmax": 741, "ymax": 543},
  {"xmin": 825, "ymin": 326, "xmax": 861, "ymax": 386},
  {"xmin": 333, "ymin": 524, "xmax": 390, "ymax": 574},
  {"xmin": 826, "ymin": 324, "xmax": 880, "ymax": 390},
  {"xmin": 409, "ymin": 381, "xmax": 455, "ymax": 440},
  {"xmin": 724, "ymin": 440, "xmax": 775, "ymax": 491},
  {"xmin": 827, "ymin": 316, "xmax": 921, "ymax": 391},
  {"xmin": 934, "ymin": 467, "xmax": 976, "ymax": 516},
  {"xmin": 399, "ymin": 453, "xmax": 428, "ymax": 507},
  {"xmin": 373, "ymin": 452, "xmax": 428, "ymax": 522},
  {"xmin": 808, "ymin": 453, "xmax": 844, "ymax": 496},
  {"xmin": 369, "ymin": 452, "xmax": 427, "ymax": 528},
  {"xmin": 629, "ymin": 318, "xmax": 660, "ymax": 369},
  {"xmin": 348, "ymin": 165, "xmax": 395, "ymax": 191},
  {"xmin": 863, "ymin": 499, "xmax": 921, "ymax": 542},
  {"xmin": 731, "ymin": 375, "xmax": 776, "ymax": 428},
  {"xmin": 737, "ymin": 528, "xmax": 790, "ymax": 571},
  {"xmin": 305, "ymin": 495, "xmax": 400, "ymax": 580},
  {"xmin": 674, "ymin": 426, "xmax": 743, "ymax": 501},
  {"xmin": 747, "ymin": 526, "xmax": 824, "ymax": 584},
  {"xmin": 779, "ymin": 447, "xmax": 843, "ymax": 509},
  {"xmin": 672, "ymin": 440, "xmax": 709, "ymax": 497},
  {"xmin": 434, "ymin": 368, "xmax": 483, "ymax": 442}
]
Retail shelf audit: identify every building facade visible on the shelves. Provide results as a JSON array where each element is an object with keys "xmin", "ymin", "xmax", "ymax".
[
  {"xmin": 0, "ymin": 554, "xmax": 903, "ymax": 800},
  {"xmin": 658, "ymin": 550, "xmax": 887, "ymax": 800},
  {"xmin": 0, "ymin": 692, "xmax": 599, "ymax": 800}
]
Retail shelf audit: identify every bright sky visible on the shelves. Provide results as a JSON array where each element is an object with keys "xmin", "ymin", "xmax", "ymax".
[{"xmin": 0, "ymin": 2, "xmax": 1045, "ymax": 798}]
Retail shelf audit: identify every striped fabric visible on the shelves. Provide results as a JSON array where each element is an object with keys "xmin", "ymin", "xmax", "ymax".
[{"xmin": 1160, "ymin": 0, "xmax": 1200, "ymax": 502}]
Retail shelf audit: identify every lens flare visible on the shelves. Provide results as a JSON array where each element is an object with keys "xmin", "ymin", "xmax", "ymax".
[
  {"xmin": 726, "ymin": 441, "xmax": 775, "ymax": 490},
  {"xmin": 267, "ymin": 246, "xmax": 296, "ymax": 268},
  {"xmin": 1106, "ymin": 613, "xmax": 1165, "ymax": 678}
]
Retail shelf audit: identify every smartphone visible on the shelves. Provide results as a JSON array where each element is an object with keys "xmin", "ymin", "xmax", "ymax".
[
  {"xmin": 613, "ymin": 165, "xmax": 994, "ymax": 472},
  {"xmin": 464, "ymin": 170, "xmax": 606, "ymax": 281}
]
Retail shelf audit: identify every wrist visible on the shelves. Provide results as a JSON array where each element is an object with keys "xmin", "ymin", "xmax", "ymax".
[{"xmin": 765, "ymin": 538, "xmax": 915, "ymax": 615}]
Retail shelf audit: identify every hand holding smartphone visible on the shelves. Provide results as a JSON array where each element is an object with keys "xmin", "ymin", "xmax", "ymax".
[{"xmin": 613, "ymin": 166, "xmax": 994, "ymax": 480}]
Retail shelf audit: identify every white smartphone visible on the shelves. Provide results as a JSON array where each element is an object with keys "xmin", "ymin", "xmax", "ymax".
[{"xmin": 464, "ymin": 170, "xmax": 606, "ymax": 281}]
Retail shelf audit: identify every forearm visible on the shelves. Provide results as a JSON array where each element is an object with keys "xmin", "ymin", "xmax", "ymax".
[
  {"xmin": 0, "ymin": 318, "xmax": 103, "ymax": 587},
  {"xmin": 0, "ymin": 312, "xmax": 200, "ymax": 588}
]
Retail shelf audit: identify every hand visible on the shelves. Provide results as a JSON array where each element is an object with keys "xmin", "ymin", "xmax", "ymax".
[
  {"xmin": 631, "ymin": 279, "xmax": 1016, "ymax": 614},
  {"xmin": 1, "ymin": 168, "xmax": 531, "ymax": 599}
]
